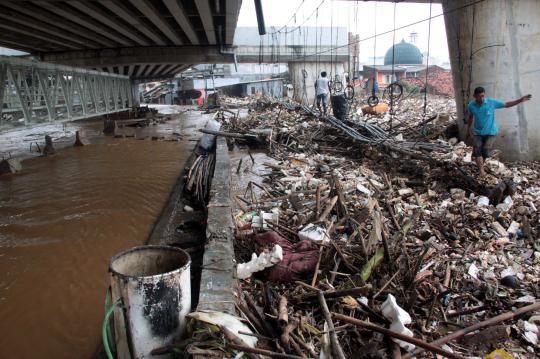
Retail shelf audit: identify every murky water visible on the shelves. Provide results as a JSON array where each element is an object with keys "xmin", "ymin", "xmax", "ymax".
[{"xmin": 0, "ymin": 107, "xmax": 204, "ymax": 359}]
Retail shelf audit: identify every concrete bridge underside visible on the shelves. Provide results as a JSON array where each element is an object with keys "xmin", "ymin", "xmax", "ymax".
[{"xmin": 0, "ymin": 0, "xmax": 242, "ymax": 82}]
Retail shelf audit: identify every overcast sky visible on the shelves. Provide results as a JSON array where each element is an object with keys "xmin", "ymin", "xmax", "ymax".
[{"xmin": 237, "ymin": 0, "xmax": 449, "ymax": 64}]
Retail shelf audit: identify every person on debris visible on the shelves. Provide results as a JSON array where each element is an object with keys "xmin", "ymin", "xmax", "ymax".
[
  {"xmin": 465, "ymin": 87, "xmax": 531, "ymax": 177},
  {"xmin": 315, "ymin": 71, "xmax": 330, "ymax": 115}
]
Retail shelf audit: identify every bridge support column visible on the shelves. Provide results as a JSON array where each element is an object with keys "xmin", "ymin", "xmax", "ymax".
[
  {"xmin": 288, "ymin": 62, "xmax": 346, "ymax": 105},
  {"xmin": 443, "ymin": 0, "xmax": 540, "ymax": 161},
  {"xmin": 131, "ymin": 82, "xmax": 140, "ymax": 107}
]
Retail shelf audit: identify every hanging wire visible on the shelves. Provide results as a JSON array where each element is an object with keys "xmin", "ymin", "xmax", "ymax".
[
  {"xmin": 347, "ymin": 1, "xmax": 351, "ymax": 77},
  {"xmin": 372, "ymin": 3, "xmax": 377, "ymax": 72},
  {"xmin": 330, "ymin": 1, "xmax": 334, "ymax": 79},
  {"xmin": 334, "ymin": 4, "xmax": 339, "ymax": 78},
  {"xmin": 282, "ymin": 0, "xmax": 485, "ymax": 64},
  {"xmin": 315, "ymin": 6, "xmax": 319, "ymax": 78},
  {"xmin": 276, "ymin": 0, "xmax": 326, "ymax": 35},
  {"xmin": 303, "ymin": 26, "xmax": 309, "ymax": 105},
  {"xmin": 354, "ymin": 0, "xmax": 359, "ymax": 80},
  {"xmin": 389, "ymin": 1, "xmax": 397, "ymax": 123},
  {"xmin": 267, "ymin": 0, "xmax": 306, "ymax": 35},
  {"xmin": 367, "ymin": 2, "xmax": 379, "ymax": 107},
  {"xmin": 422, "ymin": 0, "xmax": 434, "ymax": 133},
  {"xmin": 465, "ymin": 3, "xmax": 477, "ymax": 106},
  {"xmin": 301, "ymin": 27, "xmax": 308, "ymax": 105}
]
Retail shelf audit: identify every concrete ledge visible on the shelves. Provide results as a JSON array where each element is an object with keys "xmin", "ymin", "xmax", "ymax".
[{"xmin": 196, "ymin": 137, "xmax": 237, "ymax": 315}]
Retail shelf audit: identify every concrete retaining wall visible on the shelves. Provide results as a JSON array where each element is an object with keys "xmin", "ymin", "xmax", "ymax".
[{"xmin": 196, "ymin": 137, "xmax": 237, "ymax": 314}]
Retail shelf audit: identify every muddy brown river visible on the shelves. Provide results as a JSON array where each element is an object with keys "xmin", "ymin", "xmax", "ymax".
[{"xmin": 0, "ymin": 107, "xmax": 204, "ymax": 358}]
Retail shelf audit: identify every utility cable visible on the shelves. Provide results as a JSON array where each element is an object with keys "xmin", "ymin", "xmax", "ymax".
[
  {"xmin": 277, "ymin": 0, "xmax": 326, "ymax": 35},
  {"xmin": 390, "ymin": 1, "xmax": 397, "ymax": 124},
  {"xmin": 283, "ymin": 0, "xmax": 486, "ymax": 63},
  {"xmin": 422, "ymin": 0, "xmax": 434, "ymax": 134},
  {"xmin": 267, "ymin": 0, "xmax": 306, "ymax": 35},
  {"xmin": 368, "ymin": 2, "xmax": 379, "ymax": 107},
  {"xmin": 465, "ymin": 3, "xmax": 476, "ymax": 107}
]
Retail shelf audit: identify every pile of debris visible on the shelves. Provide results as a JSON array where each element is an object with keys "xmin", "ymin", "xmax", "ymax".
[
  {"xmin": 186, "ymin": 96, "xmax": 540, "ymax": 359},
  {"xmin": 351, "ymin": 94, "xmax": 458, "ymax": 142},
  {"xmin": 402, "ymin": 67, "xmax": 455, "ymax": 97}
]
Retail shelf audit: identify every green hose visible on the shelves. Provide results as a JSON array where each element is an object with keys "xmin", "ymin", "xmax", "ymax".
[
  {"xmin": 104, "ymin": 288, "xmax": 116, "ymax": 355},
  {"xmin": 103, "ymin": 288, "xmax": 122, "ymax": 359}
]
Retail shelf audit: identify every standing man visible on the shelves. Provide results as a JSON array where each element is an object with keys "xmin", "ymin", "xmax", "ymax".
[
  {"xmin": 466, "ymin": 86, "xmax": 532, "ymax": 177},
  {"xmin": 315, "ymin": 71, "xmax": 330, "ymax": 115}
]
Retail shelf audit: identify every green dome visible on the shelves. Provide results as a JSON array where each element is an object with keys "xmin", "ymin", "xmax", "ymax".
[{"xmin": 384, "ymin": 39, "xmax": 423, "ymax": 65}]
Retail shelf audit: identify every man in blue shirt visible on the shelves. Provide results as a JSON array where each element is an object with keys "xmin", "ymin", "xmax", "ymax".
[{"xmin": 465, "ymin": 86, "xmax": 531, "ymax": 177}]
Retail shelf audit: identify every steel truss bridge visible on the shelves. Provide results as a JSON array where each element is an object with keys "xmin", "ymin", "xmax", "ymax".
[{"xmin": 0, "ymin": 56, "xmax": 132, "ymax": 131}]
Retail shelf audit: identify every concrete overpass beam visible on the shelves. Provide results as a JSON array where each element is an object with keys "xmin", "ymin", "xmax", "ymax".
[
  {"xmin": 69, "ymin": 1, "xmax": 152, "ymax": 46},
  {"xmin": 163, "ymin": 0, "xmax": 200, "ymax": 45},
  {"xmin": 2, "ymin": 2, "xmax": 117, "ymax": 48},
  {"xmin": 225, "ymin": 0, "xmax": 241, "ymax": 44},
  {"xmin": 36, "ymin": 2, "xmax": 134, "ymax": 47},
  {"xmin": 195, "ymin": 0, "xmax": 217, "ymax": 45},
  {"xmin": 0, "ymin": 20, "xmax": 81, "ymax": 50},
  {"xmin": 127, "ymin": 65, "xmax": 135, "ymax": 77},
  {"xmin": 135, "ymin": 64, "xmax": 148, "ymax": 78},
  {"xmin": 129, "ymin": 0, "xmax": 184, "ymax": 45},
  {"xmin": 443, "ymin": 0, "xmax": 540, "ymax": 160},
  {"xmin": 98, "ymin": 0, "xmax": 168, "ymax": 46},
  {"xmin": 0, "ymin": 6, "xmax": 101, "ymax": 48},
  {"xmin": 41, "ymin": 47, "xmax": 234, "ymax": 67}
]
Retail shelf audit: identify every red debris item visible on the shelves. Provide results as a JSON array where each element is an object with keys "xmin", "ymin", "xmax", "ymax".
[{"xmin": 255, "ymin": 231, "xmax": 320, "ymax": 282}]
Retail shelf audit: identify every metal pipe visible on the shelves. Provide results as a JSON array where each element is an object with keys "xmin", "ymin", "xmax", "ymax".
[{"xmin": 254, "ymin": 0, "xmax": 266, "ymax": 35}]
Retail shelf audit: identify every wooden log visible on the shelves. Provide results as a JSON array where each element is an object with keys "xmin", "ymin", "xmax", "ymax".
[
  {"xmin": 244, "ymin": 294, "xmax": 278, "ymax": 338},
  {"xmin": 310, "ymin": 246, "xmax": 324, "ymax": 287},
  {"xmin": 278, "ymin": 296, "xmax": 288, "ymax": 327},
  {"xmin": 280, "ymin": 318, "xmax": 298, "ymax": 351},
  {"xmin": 402, "ymin": 301, "xmax": 540, "ymax": 359},
  {"xmin": 315, "ymin": 185, "xmax": 321, "ymax": 219},
  {"xmin": 293, "ymin": 286, "xmax": 371, "ymax": 303},
  {"xmin": 318, "ymin": 291, "xmax": 346, "ymax": 359},
  {"xmin": 332, "ymin": 174, "xmax": 349, "ymax": 218},
  {"xmin": 332, "ymin": 313, "xmax": 465, "ymax": 359},
  {"xmin": 199, "ymin": 128, "xmax": 247, "ymax": 139},
  {"xmin": 220, "ymin": 325, "xmax": 261, "ymax": 359},
  {"xmin": 236, "ymin": 157, "xmax": 243, "ymax": 174},
  {"xmin": 318, "ymin": 195, "xmax": 338, "ymax": 222},
  {"xmin": 291, "ymin": 333, "xmax": 318, "ymax": 357}
]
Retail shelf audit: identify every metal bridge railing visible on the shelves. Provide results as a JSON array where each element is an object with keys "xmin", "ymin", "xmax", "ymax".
[{"xmin": 0, "ymin": 56, "xmax": 133, "ymax": 131}]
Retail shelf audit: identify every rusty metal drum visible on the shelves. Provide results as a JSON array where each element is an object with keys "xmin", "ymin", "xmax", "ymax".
[{"xmin": 109, "ymin": 245, "xmax": 191, "ymax": 359}]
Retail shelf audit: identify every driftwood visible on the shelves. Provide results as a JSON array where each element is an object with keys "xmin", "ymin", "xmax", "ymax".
[
  {"xmin": 333, "ymin": 313, "xmax": 466, "ymax": 359},
  {"xmin": 318, "ymin": 291, "xmax": 346, "ymax": 359},
  {"xmin": 293, "ymin": 286, "xmax": 371, "ymax": 304},
  {"xmin": 277, "ymin": 296, "xmax": 288, "ymax": 326},
  {"xmin": 403, "ymin": 301, "xmax": 540, "ymax": 358},
  {"xmin": 220, "ymin": 326, "xmax": 260, "ymax": 359}
]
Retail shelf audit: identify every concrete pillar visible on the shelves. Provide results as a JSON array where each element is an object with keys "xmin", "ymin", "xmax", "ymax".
[
  {"xmin": 131, "ymin": 82, "xmax": 140, "ymax": 107},
  {"xmin": 288, "ymin": 62, "xmax": 346, "ymax": 105},
  {"xmin": 443, "ymin": 0, "xmax": 540, "ymax": 161}
]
